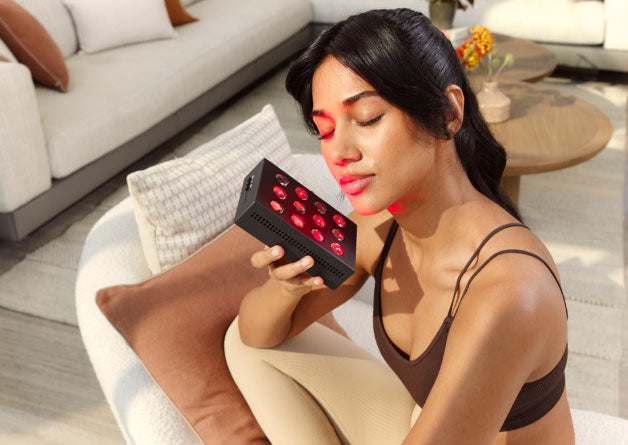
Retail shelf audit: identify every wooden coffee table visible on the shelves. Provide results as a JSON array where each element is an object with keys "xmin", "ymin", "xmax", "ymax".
[{"xmin": 489, "ymin": 81, "xmax": 613, "ymax": 207}]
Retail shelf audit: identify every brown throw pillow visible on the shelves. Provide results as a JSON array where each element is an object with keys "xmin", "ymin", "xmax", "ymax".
[
  {"xmin": 0, "ymin": 0, "xmax": 68, "ymax": 91},
  {"xmin": 96, "ymin": 224, "xmax": 348, "ymax": 443},
  {"xmin": 164, "ymin": 0, "xmax": 198, "ymax": 26}
]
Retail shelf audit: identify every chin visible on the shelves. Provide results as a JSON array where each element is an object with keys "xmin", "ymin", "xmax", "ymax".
[{"xmin": 348, "ymin": 196, "xmax": 384, "ymax": 216}]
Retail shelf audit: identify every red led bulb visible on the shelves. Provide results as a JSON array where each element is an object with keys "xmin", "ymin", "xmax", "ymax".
[
  {"xmin": 273, "ymin": 185, "xmax": 287, "ymax": 200},
  {"xmin": 333, "ymin": 214, "xmax": 346, "ymax": 227},
  {"xmin": 314, "ymin": 201, "xmax": 327, "ymax": 214},
  {"xmin": 311, "ymin": 229, "xmax": 324, "ymax": 242},
  {"xmin": 270, "ymin": 200, "xmax": 284, "ymax": 213},
  {"xmin": 295, "ymin": 187, "xmax": 309, "ymax": 200},
  {"xmin": 291, "ymin": 214, "xmax": 304, "ymax": 228},
  {"xmin": 275, "ymin": 173, "xmax": 289, "ymax": 186},
  {"xmin": 313, "ymin": 214, "xmax": 326, "ymax": 228},
  {"xmin": 332, "ymin": 229, "xmax": 344, "ymax": 241},
  {"xmin": 331, "ymin": 242, "xmax": 344, "ymax": 256},
  {"xmin": 293, "ymin": 201, "xmax": 306, "ymax": 214}
]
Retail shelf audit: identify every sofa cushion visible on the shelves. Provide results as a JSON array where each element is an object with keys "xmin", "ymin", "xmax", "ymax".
[
  {"xmin": 14, "ymin": 0, "xmax": 77, "ymax": 59},
  {"xmin": 36, "ymin": 0, "xmax": 312, "ymax": 179},
  {"xmin": 96, "ymin": 222, "xmax": 349, "ymax": 444},
  {"xmin": 0, "ymin": 0, "xmax": 69, "ymax": 91},
  {"xmin": 481, "ymin": 0, "xmax": 605, "ymax": 46},
  {"xmin": 63, "ymin": 0, "xmax": 177, "ymax": 54},
  {"xmin": 127, "ymin": 104, "xmax": 297, "ymax": 274},
  {"xmin": 310, "ymin": 0, "xmax": 605, "ymax": 46},
  {"xmin": 604, "ymin": 0, "xmax": 628, "ymax": 50}
]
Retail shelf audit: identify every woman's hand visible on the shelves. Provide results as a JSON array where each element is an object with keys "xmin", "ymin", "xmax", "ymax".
[{"xmin": 250, "ymin": 245, "xmax": 324, "ymax": 300}]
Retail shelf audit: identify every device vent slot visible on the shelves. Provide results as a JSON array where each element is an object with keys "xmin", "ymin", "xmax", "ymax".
[{"xmin": 251, "ymin": 212, "xmax": 343, "ymax": 278}]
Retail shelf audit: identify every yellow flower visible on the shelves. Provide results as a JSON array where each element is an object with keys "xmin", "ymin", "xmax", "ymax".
[
  {"xmin": 469, "ymin": 25, "xmax": 494, "ymax": 56},
  {"xmin": 456, "ymin": 39, "xmax": 480, "ymax": 70}
]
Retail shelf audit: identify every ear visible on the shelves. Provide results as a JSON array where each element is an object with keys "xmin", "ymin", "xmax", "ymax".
[{"xmin": 444, "ymin": 84, "xmax": 464, "ymax": 136}]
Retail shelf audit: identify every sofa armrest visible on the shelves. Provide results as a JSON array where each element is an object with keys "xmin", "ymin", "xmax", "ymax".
[
  {"xmin": 0, "ymin": 62, "xmax": 51, "ymax": 212},
  {"xmin": 76, "ymin": 197, "xmax": 202, "ymax": 444},
  {"xmin": 604, "ymin": 0, "xmax": 628, "ymax": 50}
]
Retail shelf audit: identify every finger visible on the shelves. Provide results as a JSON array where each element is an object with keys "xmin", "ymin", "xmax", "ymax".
[
  {"xmin": 270, "ymin": 255, "xmax": 313, "ymax": 282},
  {"xmin": 251, "ymin": 245, "xmax": 283, "ymax": 268},
  {"xmin": 281, "ymin": 272, "xmax": 320, "ymax": 291}
]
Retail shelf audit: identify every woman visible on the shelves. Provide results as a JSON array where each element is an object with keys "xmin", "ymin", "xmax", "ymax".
[{"xmin": 225, "ymin": 8, "xmax": 574, "ymax": 445}]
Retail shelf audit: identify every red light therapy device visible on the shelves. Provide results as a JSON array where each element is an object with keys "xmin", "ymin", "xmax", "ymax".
[{"xmin": 234, "ymin": 157, "xmax": 357, "ymax": 290}]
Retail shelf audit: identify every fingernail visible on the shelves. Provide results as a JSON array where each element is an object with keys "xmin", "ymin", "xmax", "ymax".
[
  {"xmin": 271, "ymin": 248, "xmax": 279, "ymax": 257},
  {"xmin": 314, "ymin": 278, "xmax": 322, "ymax": 285},
  {"xmin": 300, "ymin": 257, "xmax": 311, "ymax": 267}
]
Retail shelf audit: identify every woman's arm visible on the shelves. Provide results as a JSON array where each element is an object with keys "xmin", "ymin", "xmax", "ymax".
[{"xmin": 402, "ymin": 255, "xmax": 566, "ymax": 444}]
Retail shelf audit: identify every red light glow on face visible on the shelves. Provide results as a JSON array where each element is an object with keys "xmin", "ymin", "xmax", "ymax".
[
  {"xmin": 291, "ymin": 214, "xmax": 305, "ymax": 228},
  {"xmin": 333, "ymin": 214, "xmax": 346, "ymax": 227},
  {"xmin": 331, "ymin": 243, "xmax": 344, "ymax": 256},
  {"xmin": 293, "ymin": 201, "xmax": 306, "ymax": 214},
  {"xmin": 332, "ymin": 229, "xmax": 344, "ymax": 241},
  {"xmin": 270, "ymin": 200, "xmax": 284, "ymax": 213},
  {"xmin": 295, "ymin": 187, "xmax": 308, "ymax": 200},
  {"xmin": 313, "ymin": 214, "xmax": 326, "ymax": 228},
  {"xmin": 312, "ymin": 112, "xmax": 335, "ymax": 140},
  {"xmin": 311, "ymin": 229, "xmax": 324, "ymax": 242},
  {"xmin": 273, "ymin": 186, "xmax": 287, "ymax": 200},
  {"xmin": 314, "ymin": 201, "xmax": 327, "ymax": 214}
]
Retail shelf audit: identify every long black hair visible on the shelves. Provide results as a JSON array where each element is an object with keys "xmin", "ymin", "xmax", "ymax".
[{"xmin": 285, "ymin": 8, "xmax": 522, "ymax": 222}]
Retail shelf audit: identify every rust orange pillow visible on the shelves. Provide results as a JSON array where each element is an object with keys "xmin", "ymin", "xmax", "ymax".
[
  {"xmin": 0, "ymin": 0, "xmax": 68, "ymax": 91},
  {"xmin": 96, "ymin": 224, "xmax": 348, "ymax": 443},
  {"xmin": 164, "ymin": 0, "xmax": 198, "ymax": 26}
]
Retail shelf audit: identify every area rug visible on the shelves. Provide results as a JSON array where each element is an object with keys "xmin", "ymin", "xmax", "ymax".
[{"xmin": 0, "ymin": 64, "xmax": 626, "ymax": 417}]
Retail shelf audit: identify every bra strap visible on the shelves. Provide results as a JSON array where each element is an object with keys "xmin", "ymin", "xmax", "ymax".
[
  {"xmin": 448, "ymin": 222, "xmax": 529, "ymax": 317},
  {"xmin": 451, "ymin": 249, "xmax": 568, "ymax": 319}
]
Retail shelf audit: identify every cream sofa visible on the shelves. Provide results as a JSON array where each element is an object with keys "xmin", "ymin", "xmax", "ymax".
[
  {"xmin": 311, "ymin": 0, "xmax": 628, "ymax": 71},
  {"xmin": 76, "ymin": 152, "xmax": 628, "ymax": 444},
  {"xmin": 0, "ymin": 0, "xmax": 313, "ymax": 241},
  {"xmin": 1, "ymin": 0, "xmax": 626, "ymax": 241}
]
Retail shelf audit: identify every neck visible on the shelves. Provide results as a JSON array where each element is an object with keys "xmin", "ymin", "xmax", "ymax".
[{"xmin": 386, "ymin": 139, "xmax": 500, "ymax": 265}]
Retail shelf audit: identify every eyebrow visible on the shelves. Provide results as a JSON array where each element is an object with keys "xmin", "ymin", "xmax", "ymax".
[{"xmin": 311, "ymin": 91, "xmax": 379, "ymax": 117}]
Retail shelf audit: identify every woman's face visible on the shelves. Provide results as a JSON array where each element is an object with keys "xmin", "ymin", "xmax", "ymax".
[{"xmin": 311, "ymin": 55, "xmax": 437, "ymax": 216}]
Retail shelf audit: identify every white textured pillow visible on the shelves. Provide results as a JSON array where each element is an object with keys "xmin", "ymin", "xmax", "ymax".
[
  {"xmin": 127, "ymin": 104, "xmax": 297, "ymax": 274},
  {"xmin": 62, "ymin": 0, "xmax": 176, "ymax": 54}
]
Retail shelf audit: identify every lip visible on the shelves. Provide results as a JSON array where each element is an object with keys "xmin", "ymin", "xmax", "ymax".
[
  {"xmin": 340, "ymin": 175, "xmax": 375, "ymax": 196},
  {"xmin": 339, "ymin": 174, "xmax": 374, "ymax": 185}
]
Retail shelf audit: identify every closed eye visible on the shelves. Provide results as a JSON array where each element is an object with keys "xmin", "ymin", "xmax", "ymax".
[
  {"xmin": 317, "ymin": 130, "xmax": 334, "ymax": 140},
  {"xmin": 317, "ymin": 115, "xmax": 383, "ymax": 140},
  {"xmin": 357, "ymin": 114, "xmax": 383, "ymax": 127}
]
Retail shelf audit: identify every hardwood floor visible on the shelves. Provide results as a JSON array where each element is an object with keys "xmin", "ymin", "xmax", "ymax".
[{"xmin": 0, "ymin": 308, "xmax": 124, "ymax": 444}]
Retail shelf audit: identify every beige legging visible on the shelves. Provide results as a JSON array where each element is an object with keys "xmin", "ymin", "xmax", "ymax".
[{"xmin": 224, "ymin": 316, "xmax": 421, "ymax": 445}]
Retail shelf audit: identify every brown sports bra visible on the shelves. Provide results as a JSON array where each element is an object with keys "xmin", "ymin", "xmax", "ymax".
[{"xmin": 372, "ymin": 220, "xmax": 569, "ymax": 431}]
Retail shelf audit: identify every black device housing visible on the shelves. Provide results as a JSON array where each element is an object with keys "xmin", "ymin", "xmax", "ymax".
[{"xmin": 234, "ymin": 158, "xmax": 356, "ymax": 290}]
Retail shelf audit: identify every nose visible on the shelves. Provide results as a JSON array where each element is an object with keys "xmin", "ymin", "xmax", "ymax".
[{"xmin": 327, "ymin": 128, "xmax": 361, "ymax": 167}]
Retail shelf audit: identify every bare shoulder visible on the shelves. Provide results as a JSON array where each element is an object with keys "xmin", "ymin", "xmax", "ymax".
[
  {"xmin": 454, "ymin": 237, "xmax": 568, "ymax": 378},
  {"xmin": 348, "ymin": 210, "xmax": 395, "ymax": 277}
]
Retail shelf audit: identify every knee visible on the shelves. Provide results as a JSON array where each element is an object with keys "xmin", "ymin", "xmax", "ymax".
[{"xmin": 224, "ymin": 315, "xmax": 265, "ymax": 365}]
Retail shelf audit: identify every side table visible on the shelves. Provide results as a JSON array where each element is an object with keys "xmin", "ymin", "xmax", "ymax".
[{"xmin": 489, "ymin": 81, "xmax": 612, "ymax": 207}]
